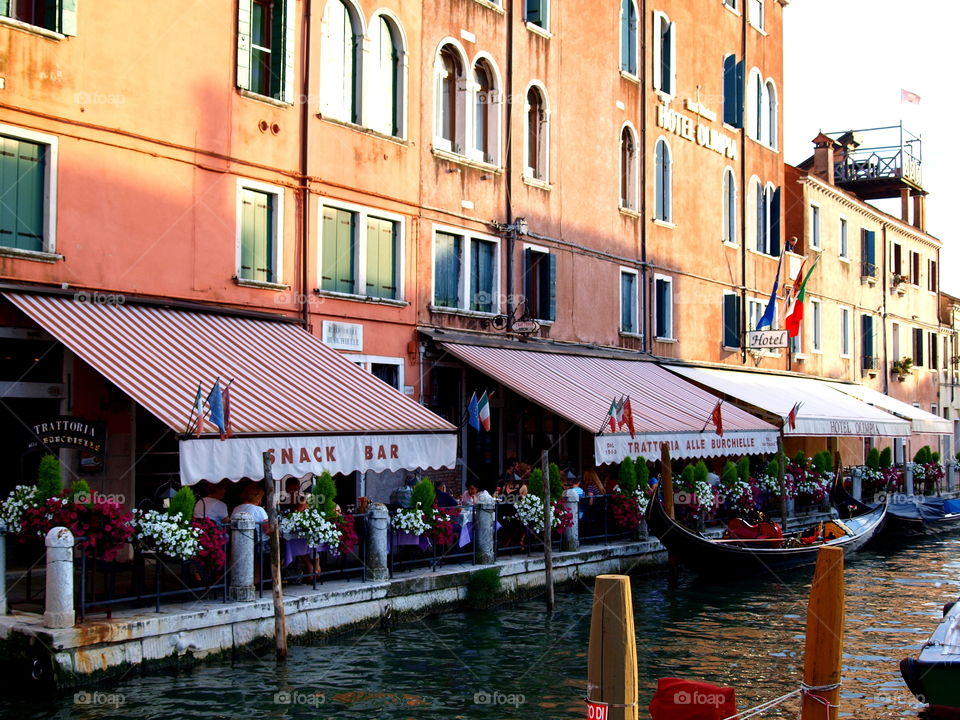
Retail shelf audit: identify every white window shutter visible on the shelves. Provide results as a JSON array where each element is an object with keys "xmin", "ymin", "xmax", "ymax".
[
  {"xmin": 651, "ymin": 13, "xmax": 662, "ymax": 91},
  {"xmin": 668, "ymin": 22, "xmax": 677, "ymax": 95},
  {"xmin": 237, "ymin": 0, "xmax": 252, "ymax": 91},
  {"xmin": 320, "ymin": 1, "xmax": 345, "ymax": 118},
  {"xmin": 60, "ymin": 0, "xmax": 78, "ymax": 36},
  {"xmin": 283, "ymin": 0, "xmax": 296, "ymax": 103}
]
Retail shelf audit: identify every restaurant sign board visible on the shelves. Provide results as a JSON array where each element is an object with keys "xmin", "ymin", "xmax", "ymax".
[
  {"xmin": 27, "ymin": 416, "xmax": 106, "ymax": 458},
  {"xmin": 747, "ymin": 329, "xmax": 789, "ymax": 349}
]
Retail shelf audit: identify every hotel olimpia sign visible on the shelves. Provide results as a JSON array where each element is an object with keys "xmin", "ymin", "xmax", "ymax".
[{"xmin": 656, "ymin": 99, "xmax": 737, "ymax": 160}]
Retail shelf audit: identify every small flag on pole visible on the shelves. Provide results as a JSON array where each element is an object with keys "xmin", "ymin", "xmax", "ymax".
[
  {"xmin": 619, "ymin": 396, "xmax": 636, "ymax": 438},
  {"xmin": 207, "ymin": 380, "xmax": 227, "ymax": 439},
  {"xmin": 711, "ymin": 400, "xmax": 724, "ymax": 437},
  {"xmin": 478, "ymin": 391, "xmax": 491, "ymax": 432},
  {"xmin": 787, "ymin": 401, "xmax": 804, "ymax": 430},
  {"xmin": 901, "ymin": 88, "xmax": 921, "ymax": 105},
  {"xmin": 784, "ymin": 255, "xmax": 821, "ymax": 338},
  {"xmin": 192, "ymin": 384, "xmax": 205, "ymax": 437},
  {"xmin": 605, "ymin": 397, "xmax": 622, "ymax": 433},
  {"xmin": 467, "ymin": 392, "xmax": 480, "ymax": 431}
]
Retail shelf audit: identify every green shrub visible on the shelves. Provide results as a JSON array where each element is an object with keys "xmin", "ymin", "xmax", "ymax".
[
  {"xmin": 866, "ymin": 447, "xmax": 880, "ymax": 471},
  {"xmin": 793, "ymin": 451, "xmax": 807, "ymax": 468},
  {"xmin": 694, "ymin": 461, "xmax": 709, "ymax": 487},
  {"xmin": 737, "ymin": 456, "xmax": 751, "ymax": 484},
  {"xmin": 312, "ymin": 470, "xmax": 338, "ymax": 516},
  {"xmin": 678, "ymin": 464, "xmax": 695, "ymax": 493},
  {"xmin": 618, "ymin": 457, "xmax": 637, "ymax": 495},
  {"xmin": 548, "ymin": 463, "xmax": 563, "ymax": 501},
  {"xmin": 527, "ymin": 468, "xmax": 544, "ymax": 500},
  {"xmin": 932, "ymin": 452, "xmax": 941, "ymax": 463},
  {"xmin": 720, "ymin": 461, "xmax": 738, "ymax": 489},
  {"xmin": 879, "ymin": 447, "xmax": 892, "ymax": 469},
  {"xmin": 70, "ymin": 479, "xmax": 91, "ymax": 504},
  {"xmin": 167, "ymin": 487, "xmax": 195, "ymax": 525},
  {"xmin": 812, "ymin": 451, "xmax": 831, "ymax": 474},
  {"xmin": 913, "ymin": 446, "xmax": 933, "ymax": 465},
  {"xmin": 36, "ymin": 455, "xmax": 63, "ymax": 500},
  {"xmin": 411, "ymin": 477, "xmax": 436, "ymax": 512},
  {"xmin": 636, "ymin": 457, "xmax": 650, "ymax": 491},
  {"xmin": 765, "ymin": 457, "xmax": 780, "ymax": 479},
  {"xmin": 467, "ymin": 567, "xmax": 502, "ymax": 609}
]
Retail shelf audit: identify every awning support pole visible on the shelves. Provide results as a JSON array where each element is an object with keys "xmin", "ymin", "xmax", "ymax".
[
  {"xmin": 778, "ymin": 432, "xmax": 788, "ymax": 532},
  {"xmin": 263, "ymin": 451, "xmax": 288, "ymax": 660},
  {"xmin": 541, "ymin": 450, "xmax": 555, "ymax": 612}
]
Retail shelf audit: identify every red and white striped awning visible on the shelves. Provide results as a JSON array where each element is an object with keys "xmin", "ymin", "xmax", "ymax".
[
  {"xmin": 5, "ymin": 293, "xmax": 456, "ymax": 483},
  {"xmin": 439, "ymin": 343, "xmax": 779, "ymax": 463}
]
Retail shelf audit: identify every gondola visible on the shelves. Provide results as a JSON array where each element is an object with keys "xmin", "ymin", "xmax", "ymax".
[
  {"xmin": 900, "ymin": 599, "xmax": 960, "ymax": 713},
  {"xmin": 832, "ymin": 478, "xmax": 960, "ymax": 536},
  {"xmin": 646, "ymin": 488, "xmax": 887, "ymax": 575}
]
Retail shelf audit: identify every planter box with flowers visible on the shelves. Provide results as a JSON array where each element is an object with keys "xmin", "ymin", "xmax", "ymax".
[
  {"xmin": 514, "ymin": 464, "xmax": 573, "ymax": 535},
  {"xmin": 389, "ymin": 477, "xmax": 456, "ymax": 549},
  {"xmin": 280, "ymin": 470, "xmax": 359, "ymax": 556}
]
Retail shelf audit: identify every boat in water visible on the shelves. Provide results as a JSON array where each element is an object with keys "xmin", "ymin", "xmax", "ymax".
[
  {"xmin": 900, "ymin": 599, "xmax": 960, "ymax": 714},
  {"xmin": 833, "ymin": 481, "xmax": 960, "ymax": 536},
  {"xmin": 646, "ymin": 489, "xmax": 887, "ymax": 575}
]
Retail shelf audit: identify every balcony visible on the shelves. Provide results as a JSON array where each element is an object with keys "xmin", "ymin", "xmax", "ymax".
[
  {"xmin": 828, "ymin": 124, "xmax": 923, "ymax": 200},
  {"xmin": 861, "ymin": 355, "xmax": 879, "ymax": 377}
]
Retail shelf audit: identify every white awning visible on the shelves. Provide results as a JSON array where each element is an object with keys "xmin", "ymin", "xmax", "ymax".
[
  {"xmin": 664, "ymin": 365, "xmax": 911, "ymax": 438},
  {"xmin": 826, "ymin": 383, "xmax": 952, "ymax": 434}
]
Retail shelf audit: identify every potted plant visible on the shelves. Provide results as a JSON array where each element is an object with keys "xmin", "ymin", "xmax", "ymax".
[{"xmin": 892, "ymin": 356, "xmax": 913, "ymax": 381}]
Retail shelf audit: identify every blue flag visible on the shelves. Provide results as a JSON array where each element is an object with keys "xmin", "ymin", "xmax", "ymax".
[
  {"xmin": 466, "ymin": 392, "xmax": 480, "ymax": 431},
  {"xmin": 756, "ymin": 252, "xmax": 786, "ymax": 330},
  {"xmin": 206, "ymin": 380, "xmax": 226, "ymax": 437}
]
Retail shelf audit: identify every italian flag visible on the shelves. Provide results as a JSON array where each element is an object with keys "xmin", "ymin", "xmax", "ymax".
[
  {"xmin": 478, "ymin": 391, "xmax": 491, "ymax": 432},
  {"xmin": 784, "ymin": 255, "xmax": 820, "ymax": 338}
]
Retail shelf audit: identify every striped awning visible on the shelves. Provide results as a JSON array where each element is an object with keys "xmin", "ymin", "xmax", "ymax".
[
  {"xmin": 439, "ymin": 343, "xmax": 779, "ymax": 463},
  {"xmin": 826, "ymin": 382, "xmax": 952, "ymax": 435},
  {"xmin": 5, "ymin": 293, "xmax": 456, "ymax": 482}
]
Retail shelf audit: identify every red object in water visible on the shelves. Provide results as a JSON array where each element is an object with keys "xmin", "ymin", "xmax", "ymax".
[{"xmin": 648, "ymin": 678, "xmax": 738, "ymax": 720}]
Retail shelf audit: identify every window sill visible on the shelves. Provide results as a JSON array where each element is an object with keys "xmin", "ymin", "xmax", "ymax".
[
  {"xmin": 525, "ymin": 22, "xmax": 552, "ymax": 39},
  {"xmin": 840, "ymin": 354, "xmax": 852, "ymax": 360},
  {"xmin": 749, "ymin": 21, "xmax": 768, "ymax": 35},
  {"xmin": 470, "ymin": 0, "xmax": 505, "ymax": 13},
  {"xmin": 838, "ymin": 256, "xmax": 851, "ymax": 264},
  {"xmin": 722, "ymin": 345, "xmax": 741, "ymax": 352},
  {"xmin": 809, "ymin": 245, "xmax": 822, "ymax": 253},
  {"xmin": 723, "ymin": 3, "xmax": 742, "ymax": 17},
  {"xmin": 793, "ymin": 353, "xmax": 808, "ymax": 361},
  {"xmin": 722, "ymin": 240, "xmax": 739, "ymax": 248},
  {"xmin": 319, "ymin": 115, "xmax": 409, "ymax": 145},
  {"xmin": 619, "ymin": 70, "xmax": 640, "ymax": 85},
  {"xmin": 522, "ymin": 175, "xmax": 552, "ymax": 191},
  {"xmin": 722, "ymin": 122, "xmax": 742, "ymax": 133},
  {"xmin": 315, "ymin": 289, "xmax": 408, "ymax": 307},
  {"xmin": 620, "ymin": 331, "xmax": 643, "ymax": 339},
  {"xmin": 654, "ymin": 336, "xmax": 677, "ymax": 344},
  {"xmin": 432, "ymin": 147, "xmax": 503, "ymax": 173},
  {"xmin": 654, "ymin": 89, "xmax": 675, "ymax": 103},
  {"xmin": 652, "ymin": 219, "xmax": 675, "ymax": 229},
  {"xmin": 233, "ymin": 277, "xmax": 289, "ymax": 291},
  {"xmin": 619, "ymin": 206, "xmax": 640, "ymax": 219},
  {"xmin": 429, "ymin": 305, "xmax": 499, "ymax": 319},
  {"xmin": 746, "ymin": 135, "xmax": 778, "ymax": 153},
  {"xmin": 746, "ymin": 247, "xmax": 779, "ymax": 260},
  {"xmin": 0, "ymin": 16, "xmax": 65, "ymax": 40},
  {"xmin": 238, "ymin": 89, "xmax": 292, "ymax": 108},
  {"xmin": 0, "ymin": 246, "xmax": 63, "ymax": 264}
]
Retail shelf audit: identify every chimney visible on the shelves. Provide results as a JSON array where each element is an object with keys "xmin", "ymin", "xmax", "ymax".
[{"xmin": 811, "ymin": 132, "xmax": 840, "ymax": 184}]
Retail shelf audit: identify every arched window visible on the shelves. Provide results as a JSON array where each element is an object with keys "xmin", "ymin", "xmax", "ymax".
[
  {"xmin": 652, "ymin": 11, "xmax": 675, "ymax": 95},
  {"xmin": 525, "ymin": 85, "xmax": 549, "ymax": 181},
  {"xmin": 320, "ymin": 0, "xmax": 361, "ymax": 123},
  {"xmin": 754, "ymin": 181, "xmax": 780, "ymax": 255},
  {"xmin": 368, "ymin": 14, "xmax": 404, "ymax": 137},
  {"xmin": 753, "ymin": 178, "xmax": 765, "ymax": 252},
  {"xmin": 747, "ymin": 68, "xmax": 762, "ymax": 142},
  {"xmin": 435, "ymin": 43, "xmax": 466, "ymax": 153},
  {"xmin": 472, "ymin": 59, "xmax": 500, "ymax": 165},
  {"xmin": 765, "ymin": 80, "xmax": 778, "ymax": 149},
  {"xmin": 620, "ymin": 0, "xmax": 638, "ymax": 76},
  {"xmin": 723, "ymin": 168, "xmax": 736, "ymax": 244},
  {"xmin": 654, "ymin": 138, "xmax": 672, "ymax": 222},
  {"xmin": 620, "ymin": 126, "xmax": 637, "ymax": 210}
]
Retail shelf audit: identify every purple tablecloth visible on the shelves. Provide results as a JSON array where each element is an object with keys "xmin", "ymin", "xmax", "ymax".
[
  {"xmin": 283, "ymin": 538, "xmax": 330, "ymax": 567},
  {"xmin": 394, "ymin": 531, "xmax": 431, "ymax": 551}
]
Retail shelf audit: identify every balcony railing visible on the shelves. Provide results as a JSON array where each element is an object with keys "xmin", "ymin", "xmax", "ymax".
[
  {"xmin": 861, "ymin": 261, "xmax": 877, "ymax": 279},
  {"xmin": 828, "ymin": 124, "xmax": 923, "ymax": 190},
  {"xmin": 861, "ymin": 355, "xmax": 880, "ymax": 371}
]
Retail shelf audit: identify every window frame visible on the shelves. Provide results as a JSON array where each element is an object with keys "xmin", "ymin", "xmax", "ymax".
[
  {"xmin": 839, "ymin": 306, "xmax": 852, "ymax": 358},
  {"xmin": 928, "ymin": 258, "xmax": 938, "ymax": 293},
  {"xmin": 909, "ymin": 250, "xmax": 921, "ymax": 287},
  {"xmin": 318, "ymin": 198, "xmax": 406, "ymax": 302},
  {"xmin": 523, "ymin": 81, "xmax": 551, "ymax": 183},
  {"xmin": 619, "ymin": 267, "xmax": 640, "ymax": 335},
  {"xmin": 619, "ymin": 0, "xmax": 639, "ymax": 77},
  {"xmin": 838, "ymin": 216, "xmax": 849, "ymax": 260},
  {"xmin": 809, "ymin": 202, "xmax": 821, "ymax": 251},
  {"xmin": 651, "ymin": 10, "xmax": 676, "ymax": 97},
  {"xmin": 366, "ymin": 10, "xmax": 408, "ymax": 138},
  {"xmin": 654, "ymin": 137, "xmax": 672, "ymax": 223},
  {"xmin": 619, "ymin": 123, "xmax": 639, "ymax": 212},
  {"xmin": 722, "ymin": 167, "xmax": 737, "ymax": 245},
  {"xmin": 722, "ymin": 290, "xmax": 742, "ymax": 350},
  {"xmin": 469, "ymin": 54, "xmax": 503, "ymax": 166},
  {"xmin": 653, "ymin": 273, "xmax": 674, "ymax": 341},
  {"xmin": 860, "ymin": 314, "xmax": 876, "ymax": 372},
  {"xmin": 522, "ymin": 242, "xmax": 556, "ymax": 322},
  {"xmin": 349, "ymin": 354, "xmax": 405, "ymax": 391},
  {"xmin": 433, "ymin": 40, "xmax": 469, "ymax": 155},
  {"xmin": 749, "ymin": 0, "xmax": 764, "ymax": 31},
  {"xmin": 431, "ymin": 224, "xmax": 501, "ymax": 316},
  {"xmin": 0, "ymin": 124, "xmax": 59, "ymax": 258},
  {"xmin": 524, "ymin": 0, "xmax": 550, "ymax": 31},
  {"xmin": 235, "ymin": 178, "xmax": 285, "ymax": 287},
  {"xmin": 0, "ymin": 0, "xmax": 78, "ymax": 37},
  {"xmin": 929, "ymin": 331, "xmax": 939, "ymax": 370},
  {"xmin": 810, "ymin": 297, "xmax": 822, "ymax": 353},
  {"xmin": 912, "ymin": 327, "xmax": 924, "ymax": 367},
  {"xmin": 237, "ymin": 0, "xmax": 295, "ymax": 104},
  {"xmin": 764, "ymin": 79, "xmax": 778, "ymax": 149}
]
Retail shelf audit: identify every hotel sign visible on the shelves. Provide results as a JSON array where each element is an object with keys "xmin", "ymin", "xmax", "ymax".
[
  {"xmin": 748, "ymin": 330, "xmax": 789, "ymax": 349},
  {"xmin": 656, "ymin": 102, "xmax": 737, "ymax": 160}
]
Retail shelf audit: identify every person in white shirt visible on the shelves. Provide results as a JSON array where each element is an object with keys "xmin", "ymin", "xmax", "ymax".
[
  {"xmin": 231, "ymin": 482, "xmax": 269, "ymax": 529},
  {"xmin": 193, "ymin": 481, "xmax": 229, "ymax": 524}
]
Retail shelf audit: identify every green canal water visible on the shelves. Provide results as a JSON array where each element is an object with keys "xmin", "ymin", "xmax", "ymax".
[{"xmin": 5, "ymin": 535, "xmax": 959, "ymax": 720}]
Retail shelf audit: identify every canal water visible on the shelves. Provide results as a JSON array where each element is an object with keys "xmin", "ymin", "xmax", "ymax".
[{"xmin": 4, "ymin": 534, "xmax": 959, "ymax": 720}]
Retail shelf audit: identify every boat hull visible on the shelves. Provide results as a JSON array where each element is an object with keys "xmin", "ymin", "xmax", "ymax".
[{"xmin": 900, "ymin": 599, "xmax": 960, "ymax": 712}]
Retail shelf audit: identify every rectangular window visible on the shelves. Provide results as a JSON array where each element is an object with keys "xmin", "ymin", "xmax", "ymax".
[
  {"xmin": 810, "ymin": 298, "xmax": 821, "ymax": 352},
  {"xmin": 238, "ymin": 186, "xmax": 278, "ymax": 284},
  {"xmin": 928, "ymin": 259, "xmax": 938, "ymax": 292},
  {"xmin": 654, "ymin": 275, "xmax": 673, "ymax": 339},
  {"xmin": 892, "ymin": 241, "xmax": 903, "ymax": 277},
  {"xmin": 861, "ymin": 229, "xmax": 876, "ymax": 277},
  {"xmin": 1, "ymin": 0, "xmax": 77, "ymax": 34},
  {"xmin": 433, "ymin": 232, "xmax": 462, "ymax": 308},
  {"xmin": 913, "ymin": 327, "xmax": 924, "ymax": 367},
  {"xmin": 944, "ymin": 336, "xmax": 949, "ymax": 370},
  {"xmin": 320, "ymin": 207, "xmax": 357, "ymax": 294},
  {"xmin": 366, "ymin": 216, "xmax": 398, "ymax": 300},
  {"xmin": 930, "ymin": 331, "xmax": 939, "ymax": 370},
  {"xmin": 722, "ymin": 292, "xmax": 741, "ymax": 349},
  {"xmin": 620, "ymin": 270, "xmax": 639, "ymax": 334},
  {"xmin": 524, "ymin": 247, "xmax": 556, "ymax": 321},
  {"xmin": 238, "ymin": 0, "xmax": 292, "ymax": 102},
  {"xmin": 0, "ymin": 133, "xmax": 50, "ymax": 253},
  {"xmin": 809, "ymin": 204, "xmax": 821, "ymax": 250},
  {"xmin": 839, "ymin": 218, "xmax": 848, "ymax": 259},
  {"xmin": 747, "ymin": 298, "xmax": 768, "ymax": 333},
  {"xmin": 840, "ymin": 307, "xmax": 851, "ymax": 357},
  {"xmin": 470, "ymin": 239, "xmax": 496, "ymax": 313},
  {"xmin": 525, "ymin": 0, "xmax": 548, "ymax": 29},
  {"xmin": 892, "ymin": 322, "xmax": 900, "ymax": 362},
  {"xmin": 910, "ymin": 251, "xmax": 920, "ymax": 286},
  {"xmin": 722, "ymin": 55, "xmax": 744, "ymax": 128},
  {"xmin": 652, "ymin": 11, "xmax": 676, "ymax": 96},
  {"xmin": 749, "ymin": 0, "xmax": 764, "ymax": 30},
  {"xmin": 861, "ymin": 314, "xmax": 875, "ymax": 371}
]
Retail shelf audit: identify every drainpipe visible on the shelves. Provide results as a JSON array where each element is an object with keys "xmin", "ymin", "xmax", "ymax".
[
  {"xmin": 504, "ymin": 0, "xmax": 515, "ymax": 318},
  {"xmin": 739, "ymin": 4, "xmax": 748, "ymax": 366},
  {"xmin": 299, "ymin": 0, "xmax": 313, "ymax": 329},
  {"xmin": 881, "ymin": 224, "xmax": 889, "ymax": 394},
  {"xmin": 639, "ymin": 0, "xmax": 649, "ymax": 352}
]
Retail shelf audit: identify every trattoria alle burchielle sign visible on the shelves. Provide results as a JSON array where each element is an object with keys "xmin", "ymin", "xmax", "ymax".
[{"xmin": 27, "ymin": 416, "xmax": 106, "ymax": 459}]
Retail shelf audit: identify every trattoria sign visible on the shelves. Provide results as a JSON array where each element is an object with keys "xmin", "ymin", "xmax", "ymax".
[
  {"xmin": 27, "ymin": 416, "xmax": 106, "ymax": 458},
  {"xmin": 179, "ymin": 433, "xmax": 457, "ymax": 484},
  {"xmin": 748, "ymin": 330, "xmax": 789, "ymax": 349},
  {"xmin": 656, "ymin": 102, "xmax": 737, "ymax": 159},
  {"xmin": 594, "ymin": 430, "xmax": 778, "ymax": 465}
]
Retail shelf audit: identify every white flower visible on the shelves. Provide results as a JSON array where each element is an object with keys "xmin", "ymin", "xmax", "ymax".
[
  {"xmin": 756, "ymin": 474, "xmax": 780, "ymax": 493},
  {"xmin": 391, "ymin": 503, "xmax": 431, "ymax": 535},
  {"xmin": 131, "ymin": 509, "xmax": 200, "ymax": 560},
  {"xmin": 513, "ymin": 494, "xmax": 563, "ymax": 533},
  {"xmin": 281, "ymin": 507, "xmax": 343, "ymax": 549},
  {"xmin": 0, "ymin": 485, "xmax": 43, "ymax": 533}
]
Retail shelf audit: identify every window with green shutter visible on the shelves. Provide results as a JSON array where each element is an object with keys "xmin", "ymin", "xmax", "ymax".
[
  {"xmin": 722, "ymin": 293, "xmax": 741, "ymax": 348},
  {"xmin": 238, "ymin": 0, "xmax": 291, "ymax": 102},
  {"xmin": 523, "ymin": 248, "xmax": 556, "ymax": 321},
  {"xmin": 320, "ymin": 207, "xmax": 356, "ymax": 294},
  {"xmin": 470, "ymin": 239, "xmax": 495, "ymax": 312},
  {"xmin": 239, "ymin": 188, "xmax": 274, "ymax": 283},
  {"xmin": 0, "ymin": 135, "xmax": 46, "ymax": 253},
  {"xmin": 433, "ymin": 232, "xmax": 462, "ymax": 308},
  {"xmin": 620, "ymin": 271, "xmax": 637, "ymax": 333},
  {"xmin": 365, "ymin": 216, "xmax": 397, "ymax": 299}
]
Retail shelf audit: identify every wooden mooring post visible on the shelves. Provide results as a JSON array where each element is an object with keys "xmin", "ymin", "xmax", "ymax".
[
  {"xmin": 587, "ymin": 575, "xmax": 639, "ymax": 720},
  {"xmin": 262, "ymin": 451, "xmax": 288, "ymax": 660},
  {"xmin": 801, "ymin": 546, "xmax": 845, "ymax": 720}
]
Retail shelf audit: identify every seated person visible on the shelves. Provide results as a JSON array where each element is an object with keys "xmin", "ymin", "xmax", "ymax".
[
  {"xmin": 461, "ymin": 482, "xmax": 493, "ymax": 506},
  {"xmin": 434, "ymin": 480, "xmax": 458, "ymax": 508},
  {"xmin": 193, "ymin": 481, "xmax": 229, "ymax": 523}
]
